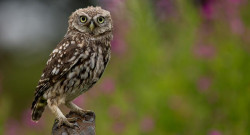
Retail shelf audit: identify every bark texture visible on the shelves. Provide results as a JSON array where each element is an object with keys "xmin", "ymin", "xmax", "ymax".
[{"xmin": 52, "ymin": 111, "xmax": 96, "ymax": 135}]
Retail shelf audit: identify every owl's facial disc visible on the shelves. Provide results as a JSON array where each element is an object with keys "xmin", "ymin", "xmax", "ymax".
[{"xmin": 71, "ymin": 8, "xmax": 112, "ymax": 36}]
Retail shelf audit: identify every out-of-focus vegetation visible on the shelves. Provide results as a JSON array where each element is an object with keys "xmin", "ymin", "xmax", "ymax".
[{"xmin": 0, "ymin": 0, "xmax": 250, "ymax": 134}]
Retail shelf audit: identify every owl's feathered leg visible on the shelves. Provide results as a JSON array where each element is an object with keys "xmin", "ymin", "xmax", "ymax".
[
  {"xmin": 47, "ymin": 99, "xmax": 76, "ymax": 128},
  {"xmin": 65, "ymin": 102, "xmax": 95, "ymax": 117},
  {"xmin": 65, "ymin": 102, "xmax": 83, "ymax": 112}
]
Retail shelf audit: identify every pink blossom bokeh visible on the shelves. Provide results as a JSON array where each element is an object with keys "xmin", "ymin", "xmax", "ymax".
[
  {"xmin": 193, "ymin": 44, "xmax": 216, "ymax": 59},
  {"xmin": 108, "ymin": 105, "xmax": 122, "ymax": 120},
  {"xmin": 200, "ymin": 0, "xmax": 215, "ymax": 20},
  {"xmin": 155, "ymin": 0, "xmax": 177, "ymax": 20},
  {"xmin": 140, "ymin": 116, "xmax": 155, "ymax": 133},
  {"xmin": 100, "ymin": 77, "xmax": 116, "ymax": 95},
  {"xmin": 209, "ymin": 130, "xmax": 222, "ymax": 135},
  {"xmin": 73, "ymin": 95, "xmax": 85, "ymax": 107},
  {"xmin": 112, "ymin": 122, "xmax": 126, "ymax": 134},
  {"xmin": 197, "ymin": 76, "xmax": 212, "ymax": 92},
  {"xmin": 111, "ymin": 36, "xmax": 127, "ymax": 56}
]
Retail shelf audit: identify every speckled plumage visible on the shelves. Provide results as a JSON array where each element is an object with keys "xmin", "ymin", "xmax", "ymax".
[{"xmin": 31, "ymin": 6, "xmax": 113, "ymax": 127}]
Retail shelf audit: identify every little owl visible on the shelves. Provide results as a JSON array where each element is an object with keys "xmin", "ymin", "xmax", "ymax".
[{"xmin": 31, "ymin": 6, "xmax": 113, "ymax": 127}]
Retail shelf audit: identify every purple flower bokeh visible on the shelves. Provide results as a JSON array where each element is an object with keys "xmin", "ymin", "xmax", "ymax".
[
  {"xmin": 100, "ymin": 0, "xmax": 126, "ymax": 11},
  {"xmin": 140, "ymin": 116, "xmax": 155, "ymax": 133},
  {"xmin": 193, "ymin": 44, "xmax": 216, "ymax": 59},
  {"xmin": 155, "ymin": 0, "xmax": 177, "ymax": 20},
  {"xmin": 224, "ymin": 0, "xmax": 245, "ymax": 35},
  {"xmin": 230, "ymin": 17, "xmax": 244, "ymax": 35},
  {"xmin": 197, "ymin": 76, "xmax": 212, "ymax": 92},
  {"xmin": 200, "ymin": 0, "xmax": 215, "ymax": 20},
  {"xmin": 100, "ymin": 78, "xmax": 116, "ymax": 95},
  {"xmin": 112, "ymin": 121, "xmax": 125, "ymax": 134},
  {"xmin": 111, "ymin": 36, "xmax": 127, "ymax": 56},
  {"xmin": 73, "ymin": 95, "xmax": 85, "ymax": 107},
  {"xmin": 108, "ymin": 105, "xmax": 122, "ymax": 120},
  {"xmin": 198, "ymin": 0, "xmax": 246, "ymax": 35},
  {"xmin": 209, "ymin": 130, "xmax": 222, "ymax": 135}
]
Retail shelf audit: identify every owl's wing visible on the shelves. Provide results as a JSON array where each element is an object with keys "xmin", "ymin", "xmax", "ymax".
[{"xmin": 32, "ymin": 37, "xmax": 86, "ymax": 109}]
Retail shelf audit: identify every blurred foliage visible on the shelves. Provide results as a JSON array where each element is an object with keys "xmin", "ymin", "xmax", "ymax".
[{"xmin": 0, "ymin": 0, "xmax": 250, "ymax": 135}]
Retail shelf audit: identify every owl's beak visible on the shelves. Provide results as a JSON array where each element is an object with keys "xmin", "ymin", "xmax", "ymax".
[{"xmin": 89, "ymin": 21, "xmax": 95, "ymax": 32}]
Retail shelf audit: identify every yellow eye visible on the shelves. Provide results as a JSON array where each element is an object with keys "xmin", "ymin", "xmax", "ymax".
[
  {"xmin": 80, "ymin": 16, "xmax": 87, "ymax": 23},
  {"xmin": 97, "ymin": 16, "xmax": 105, "ymax": 24}
]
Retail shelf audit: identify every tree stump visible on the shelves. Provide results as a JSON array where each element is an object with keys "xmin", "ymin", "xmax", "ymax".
[{"xmin": 52, "ymin": 111, "xmax": 96, "ymax": 135}]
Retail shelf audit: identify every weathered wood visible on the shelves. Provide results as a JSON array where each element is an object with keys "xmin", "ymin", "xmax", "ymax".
[{"xmin": 52, "ymin": 111, "xmax": 96, "ymax": 135}]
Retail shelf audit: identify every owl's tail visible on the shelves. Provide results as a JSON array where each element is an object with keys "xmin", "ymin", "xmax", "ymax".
[{"xmin": 31, "ymin": 97, "xmax": 47, "ymax": 121}]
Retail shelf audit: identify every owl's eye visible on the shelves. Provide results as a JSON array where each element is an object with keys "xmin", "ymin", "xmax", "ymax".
[
  {"xmin": 97, "ymin": 16, "xmax": 105, "ymax": 24},
  {"xmin": 80, "ymin": 16, "xmax": 87, "ymax": 23}
]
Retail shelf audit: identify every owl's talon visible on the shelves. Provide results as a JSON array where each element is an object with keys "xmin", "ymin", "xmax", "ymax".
[
  {"xmin": 73, "ymin": 110, "xmax": 94, "ymax": 117},
  {"xmin": 73, "ymin": 122, "xmax": 80, "ymax": 129},
  {"xmin": 67, "ymin": 117, "xmax": 79, "ymax": 123},
  {"xmin": 72, "ymin": 110, "xmax": 95, "ymax": 122},
  {"xmin": 56, "ymin": 118, "xmax": 75, "ymax": 128}
]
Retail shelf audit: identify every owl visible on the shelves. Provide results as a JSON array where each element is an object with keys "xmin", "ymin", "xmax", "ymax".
[{"xmin": 31, "ymin": 6, "xmax": 113, "ymax": 128}]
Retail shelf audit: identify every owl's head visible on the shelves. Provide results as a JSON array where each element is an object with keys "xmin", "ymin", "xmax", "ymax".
[{"xmin": 69, "ymin": 6, "xmax": 113, "ymax": 36}]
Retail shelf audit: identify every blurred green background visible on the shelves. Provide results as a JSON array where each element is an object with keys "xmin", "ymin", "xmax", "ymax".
[{"xmin": 0, "ymin": 0, "xmax": 250, "ymax": 134}]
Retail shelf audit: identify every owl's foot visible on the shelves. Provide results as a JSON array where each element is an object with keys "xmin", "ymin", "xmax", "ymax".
[
  {"xmin": 73, "ymin": 110, "xmax": 95, "ymax": 122},
  {"xmin": 56, "ymin": 117, "xmax": 79, "ymax": 129},
  {"xmin": 67, "ymin": 117, "xmax": 81, "ymax": 123},
  {"xmin": 65, "ymin": 102, "xmax": 95, "ymax": 121}
]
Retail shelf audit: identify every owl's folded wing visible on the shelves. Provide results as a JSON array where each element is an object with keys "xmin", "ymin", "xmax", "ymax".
[{"xmin": 32, "ymin": 37, "xmax": 86, "ymax": 109}]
